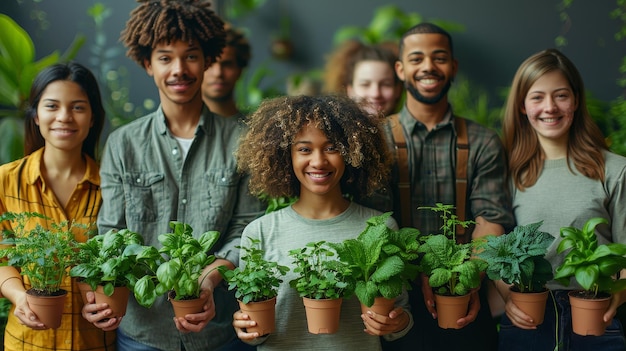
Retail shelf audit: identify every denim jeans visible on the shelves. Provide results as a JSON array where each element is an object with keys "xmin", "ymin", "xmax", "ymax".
[
  {"xmin": 498, "ymin": 290, "xmax": 626, "ymax": 351},
  {"xmin": 117, "ymin": 328, "xmax": 165, "ymax": 351}
]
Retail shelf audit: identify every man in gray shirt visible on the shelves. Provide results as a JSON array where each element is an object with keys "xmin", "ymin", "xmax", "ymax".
[{"xmin": 83, "ymin": 1, "xmax": 264, "ymax": 350}]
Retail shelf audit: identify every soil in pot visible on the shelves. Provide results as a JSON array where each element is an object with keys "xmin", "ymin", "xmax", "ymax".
[
  {"xmin": 568, "ymin": 290, "xmax": 611, "ymax": 336},
  {"xmin": 303, "ymin": 297, "xmax": 342, "ymax": 334},
  {"xmin": 168, "ymin": 291, "xmax": 206, "ymax": 318},
  {"xmin": 509, "ymin": 287, "xmax": 549, "ymax": 326},
  {"xmin": 434, "ymin": 293, "xmax": 470, "ymax": 329},
  {"xmin": 26, "ymin": 288, "xmax": 67, "ymax": 329},
  {"xmin": 94, "ymin": 285, "xmax": 130, "ymax": 318},
  {"xmin": 238, "ymin": 297, "xmax": 277, "ymax": 336}
]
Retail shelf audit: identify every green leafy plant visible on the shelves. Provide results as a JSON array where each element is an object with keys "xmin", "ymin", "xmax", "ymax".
[
  {"xmin": 417, "ymin": 204, "xmax": 487, "ymax": 296},
  {"xmin": 476, "ymin": 221, "xmax": 555, "ymax": 293},
  {"xmin": 0, "ymin": 212, "xmax": 84, "ymax": 295},
  {"xmin": 554, "ymin": 217, "xmax": 626, "ymax": 298},
  {"xmin": 70, "ymin": 228, "xmax": 157, "ymax": 299},
  {"xmin": 330, "ymin": 212, "xmax": 420, "ymax": 307},
  {"xmin": 288, "ymin": 240, "xmax": 355, "ymax": 300},
  {"xmin": 132, "ymin": 221, "xmax": 220, "ymax": 307},
  {"xmin": 219, "ymin": 238, "xmax": 289, "ymax": 304},
  {"xmin": 0, "ymin": 13, "xmax": 84, "ymax": 164}
]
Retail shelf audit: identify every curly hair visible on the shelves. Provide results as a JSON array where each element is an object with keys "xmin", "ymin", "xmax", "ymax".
[
  {"xmin": 237, "ymin": 94, "xmax": 392, "ymax": 199},
  {"xmin": 322, "ymin": 40, "xmax": 400, "ymax": 94},
  {"xmin": 120, "ymin": 0, "xmax": 225, "ymax": 68},
  {"xmin": 223, "ymin": 22, "xmax": 251, "ymax": 68}
]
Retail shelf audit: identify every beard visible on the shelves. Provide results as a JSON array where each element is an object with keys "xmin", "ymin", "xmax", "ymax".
[{"xmin": 405, "ymin": 79, "xmax": 452, "ymax": 105}]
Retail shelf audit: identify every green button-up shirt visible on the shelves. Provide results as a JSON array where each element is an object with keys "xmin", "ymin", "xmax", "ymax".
[{"xmin": 98, "ymin": 105, "xmax": 264, "ymax": 351}]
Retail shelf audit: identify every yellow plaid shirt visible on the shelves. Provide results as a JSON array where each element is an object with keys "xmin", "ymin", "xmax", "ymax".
[{"xmin": 0, "ymin": 147, "xmax": 115, "ymax": 351}]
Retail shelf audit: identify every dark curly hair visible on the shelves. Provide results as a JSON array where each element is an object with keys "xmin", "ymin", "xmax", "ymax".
[
  {"xmin": 237, "ymin": 94, "xmax": 392, "ymax": 199},
  {"xmin": 120, "ymin": 0, "xmax": 225, "ymax": 68}
]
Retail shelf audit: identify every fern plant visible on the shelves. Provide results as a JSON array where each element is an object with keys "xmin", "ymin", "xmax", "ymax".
[
  {"xmin": 476, "ymin": 221, "xmax": 554, "ymax": 293},
  {"xmin": 417, "ymin": 204, "xmax": 487, "ymax": 296},
  {"xmin": 330, "ymin": 212, "xmax": 420, "ymax": 307}
]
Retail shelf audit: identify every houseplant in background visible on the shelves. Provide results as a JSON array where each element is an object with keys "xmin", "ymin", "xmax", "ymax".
[
  {"xmin": 0, "ymin": 13, "xmax": 83, "ymax": 164},
  {"xmin": 331, "ymin": 212, "xmax": 420, "ymax": 316},
  {"xmin": 476, "ymin": 221, "xmax": 555, "ymax": 325},
  {"xmin": 0, "ymin": 212, "xmax": 82, "ymax": 329},
  {"xmin": 288, "ymin": 240, "xmax": 355, "ymax": 334},
  {"xmin": 554, "ymin": 217, "xmax": 626, "ymax": 335},
  {"xmin": 417, "ymin": 203, "xmax": 487, "ymax": 329},
  {"xmin": 219, "ymin": 238, "xmax": 289, "ymax": 336},
  {"xmin": 132, "ymin": 221, "xmax": 220, "ymax": 317},
  {"xmin": 70, "ymin": 227, "xmax": 156, "ymax": 318}
]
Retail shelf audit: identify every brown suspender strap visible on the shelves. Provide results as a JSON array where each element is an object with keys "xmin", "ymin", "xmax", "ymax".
[
  {"xmin": 389, "ymin": 114, "xmax": 412, "ymax": 228},
  {"xmin": 454, "ymin": 117, "xmax": 470, "ymax": 240},
  {"xmin": 390, "ymin": 114, "xmax": 470, "ymax": 240}
]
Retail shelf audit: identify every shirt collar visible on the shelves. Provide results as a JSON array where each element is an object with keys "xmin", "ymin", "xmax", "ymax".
[
  {"xmin": 26, "ymin": 147, "xmax": 100, "ymax": 187},
  {"xmin": 155, "ymin": 104, "xmax": 214, "ymax": 137},
  {"xmin": 400, "ymin": 103, "xmax": 454, "ymax": 134}
]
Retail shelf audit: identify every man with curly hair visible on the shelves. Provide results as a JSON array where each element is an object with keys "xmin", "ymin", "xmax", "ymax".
[
  {"xmin": 202, "ymin": 22, "xmax": 251, "ymax": 119},
  {"xmin": 86, "ymin": 1, "xmax": 264, "ymax": 350}
]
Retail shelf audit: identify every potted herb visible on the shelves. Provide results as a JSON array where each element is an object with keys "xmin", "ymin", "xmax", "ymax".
[
  {"xmin": 330, "ymin": 212, "xmax": 420, "ymax": 315},
  {"xmin": 288, "ymin": 240, "xmax": 355, "ymax": 334},
  {"xmin": 70, "ymin": 227, "xmax": 156, "ymax": 318},
  {"xmin": 476, "ymin": 221, "xmax": 555, "ymax": 325},
  {"xmin": 554, "ymin": 217, "xmax": 626, "ymax": 336},
  {"xmin": 417, "ymin": 203, "xmax": 487, "ymax": 329},
  {"xmin": 133, "ymin": 221, "xmax": 220, "ymax": 317},
  {"xmin": 219, "ymin": 238, "xmax": 290, "ymax": 336},
  {"xmin": 0, "ymin": 212, "xmax": 82, "ymax": 329}
]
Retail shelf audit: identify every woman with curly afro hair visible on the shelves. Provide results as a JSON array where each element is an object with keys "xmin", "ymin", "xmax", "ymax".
[{"xmin": 233, "ymin": 94, "xmax": 414, "ymax": 350}]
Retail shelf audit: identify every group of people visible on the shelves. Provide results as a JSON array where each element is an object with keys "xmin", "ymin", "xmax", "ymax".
[{"xmin": 0, "ymin": 0, "xmax": 624, "ymax": 351}]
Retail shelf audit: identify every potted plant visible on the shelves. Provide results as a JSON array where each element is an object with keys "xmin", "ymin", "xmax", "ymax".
[
  {"xmin": 132, "ymin": 221, "xmax": 220, "ymax": 317},
  {"xmin": 0, "ymin": 212, "xmax": 82, "ymax": 329},
  {"xmin": 417, "ymin": 203, "xmax": 487, "ymax": 329},
  {"xmin": 476, "ymin": 221, "xmax": 555, "ymax": 325},
  {"xmin": 288, "ymin": 240, "xmax": 355, "ymax": 334},
  {"xmin": 553, "ymin": 217, "xmax": 626, "ymax": 336},
  {"xmin": 330, "ymin": 212, "xmax": 420, "ymax": 316},
  {"xmin": 70, "ymin": 227, "xmax": 157, "ymax": 318},
  {"xmin": 219, "ymin": 238, "xmax": 290, "ymax": 336}
]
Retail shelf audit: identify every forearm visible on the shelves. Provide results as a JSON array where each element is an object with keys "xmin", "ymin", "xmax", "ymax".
[{"xmin": 200, "ymin": 258, "xmax": 234, "ymax": 291}]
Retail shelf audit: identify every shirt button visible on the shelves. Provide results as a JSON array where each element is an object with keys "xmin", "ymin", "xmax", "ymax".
[
  {"xmin": 136, "ymin": 178, "xmax": 141, "ymax": 183},
  {"xmin": 172, "ymin": 149, "xmax": 178, "ymax": 155},
  {"xmin": 181, "ymin": 199, "xmax": 187, "ymax": 204},
  {"xmin": 221, "ymin": 177, "xmax": 226, "ymax": 182}
]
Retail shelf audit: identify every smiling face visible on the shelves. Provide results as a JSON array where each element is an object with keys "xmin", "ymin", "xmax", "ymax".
[
  {"xmin": 35, "ymin": 80, "xmax": 93, "ymax": 154},
  {"xmin": 396, "ymin": 33, "xmax": 457, "ymax": 106},
  {"xmin": 145, "ymin": 39, "xmax": 208, "ymax": 107},
  {"xmin": 291, "ymin": 124, "xmax": 345, "ymax": 199},
  {"xmin": 523, "ymin": 70, "xmax": 577, "ymax": 146},
  {"xmin": 347, "ymin": 60, "xmax": 400, "ymax": 116}
]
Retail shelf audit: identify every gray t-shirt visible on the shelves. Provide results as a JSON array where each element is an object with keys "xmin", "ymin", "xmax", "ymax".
[{"xmin": 241, "ymin": 202, "xmax": 411, "ymax": 351}]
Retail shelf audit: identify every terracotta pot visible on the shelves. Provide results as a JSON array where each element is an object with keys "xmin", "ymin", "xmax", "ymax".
[
  {"xmin": 360, "ymin": 296, "xmax": 395, "ymax": 316},
  {"xmin": 77, "ymin": 281, "xmax": 92, "ymax": 305},
  {"xmin": 168, "ymin": 291, "xmax": 206, "ymax": 318},
  {"xmin": 238, "ymin": 297, "xmax": 277, "ymax": 336},
  {"xmin": 94, "ymin": 285, "xmax": 129, "ymax": 318},
  {"xmin": 434, "ymin": 293, "xmax": 470, "ymax": 329},
  {"xmin": 303, "ymin": 297, "xmax": 342, "ymax": 334},
  {"xmin": 568, "ymin": 290, "xmax": 611, "ymax": 336},
  {"xmin": 509, "ymin": 288, "xmax": 549, "ymax": 326},
  {"xmin": 26, "ymin": 288, "xmax": 67, "ymax": 329}
]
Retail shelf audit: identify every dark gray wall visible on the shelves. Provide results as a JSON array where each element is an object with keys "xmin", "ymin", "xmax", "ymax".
[{"xmin": 3, "ymin": 0, "xmax": 625, "ymax": 115}]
